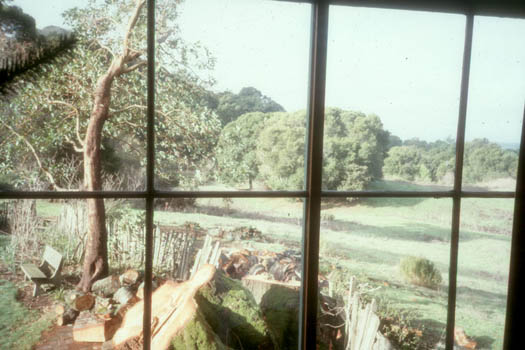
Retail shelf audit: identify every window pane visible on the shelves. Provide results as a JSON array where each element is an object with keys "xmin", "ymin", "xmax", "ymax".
[
  {"xmin": 151, "ymin": 197, "xmax": 303, "ymax": 348},
  {"xmin": 154, "ymin": 0, "xmax": 311, "ymax": 191},
  {"xmin": 456, "ymin": 198, "xmax": 514, "ymax": 349},
  {"xmin": 1, "ymin": 0, "xmax": 147, "ymax": 191},
  {"xmin": 462, "ymin": 17, "xmax": 525, "ymax": 192},
  {"xmin": 0, "ymin": 199, "xmax": 145, "ymax": 348},
  {"xmin": 319, "ymin": 197, "xmax": 452, "ymax": 349},
  {"xmin": 324, "ymin": 6, "xmax": 465, "ymax": 192}
]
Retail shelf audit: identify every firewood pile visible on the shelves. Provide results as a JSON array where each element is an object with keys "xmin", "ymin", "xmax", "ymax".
[
  {"xmin": 219, "ymin": 248, "xmax": 301, "ymax": 282},
  {"xmin": 53, "ymin": 268, "xmax": 149, "ymax": 343}
]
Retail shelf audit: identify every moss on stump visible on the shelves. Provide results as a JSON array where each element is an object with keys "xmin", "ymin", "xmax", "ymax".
[
  {"xmin": 260, "ymin": 285, "xmax": 300, "ymax": 350},
  {"xmin": 195, "ymin": 271, "xmax": 276, "ymax": 349},
  {"xmin": 171, "ymin": 310, "xmax": 231, "ymax": 350}
]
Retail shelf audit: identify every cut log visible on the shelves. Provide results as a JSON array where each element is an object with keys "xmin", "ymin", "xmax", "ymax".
[
  {"xmin": 55, "ymin": 304, "xmax": 66, "ymax": 315},
  {"xmin": 120, "ymin": 269, "xmax": 140, "ymax": 285},
  {"xmin": 241, "ymin": 274, "xmax": 300, "ymax": 304},
  {"xmin": 114, "ymin": 287, "xmax": 135, "ymax": 305},
  {"xmin": 112, "ymin": 264, "xmax": 216, "ymax": 350},
  {"xmin": 57, "ymin": 306, "xmax": 80, "ymax": 326},
  {"xmin": 92, "ymin": 275, "xmax": 121, "ymax": 297},
  {"xmin": 75, "ymin": 293, "xmax": 96, "ymax": 311},
  {"xmin": 73, "ymin": 311, "xmax": 122, "ymax": 342}
]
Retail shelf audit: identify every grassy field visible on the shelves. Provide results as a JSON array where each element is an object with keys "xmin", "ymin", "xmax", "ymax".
[
  {"xmin": 155, "ymin": 180, "xmax": 511, "ymax": 349},
  {"xmin": 2, "ymin": 179, "xmax": 512, "ymax": 349}
]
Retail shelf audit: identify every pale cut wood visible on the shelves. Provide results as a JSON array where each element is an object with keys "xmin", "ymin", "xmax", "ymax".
[
  {"xmin": 361, "ymin": 313, "xmax": 380, "ymax": 349},
  {"xmin": 349, "ymin": 295, "xmax": 359, "ymax": 350},
  {"xmin": 55, "ymin": 304, "xmax": 66, "ymax": 315},
  {"xmin": 112, "ymin": 264, "xmax": 216, "ymax": 350},
  {"xmin": 73, "ymin": 311, "xmax": 121, "ymax": 342}
]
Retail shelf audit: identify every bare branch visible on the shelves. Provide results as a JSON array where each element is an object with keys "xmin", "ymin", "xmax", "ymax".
[
  {"xmin": 121, "ymin": 60, "xmax": 146, "ymax": 74},
  {"xmin": 123, "ymin": 0, "xmax": 146, "ymax": 56}
]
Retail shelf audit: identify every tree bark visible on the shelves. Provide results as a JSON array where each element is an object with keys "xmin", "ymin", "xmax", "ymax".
[
  {"xmin": 77, "ymin": 73, "xmax": 114, "ymax": 292},
  {"xmin": 76, "ymin": 0, "xmax": 146, "ymax": 293}
]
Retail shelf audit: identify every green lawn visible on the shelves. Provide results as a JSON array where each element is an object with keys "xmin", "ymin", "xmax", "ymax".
[{"xmin": 0, "ymin": 279, "xmax": 53, "ymax": 350}]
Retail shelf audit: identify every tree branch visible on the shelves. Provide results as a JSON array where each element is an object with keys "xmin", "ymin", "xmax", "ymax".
[
  {"xmin": 123, "ymin": 0, "xmax": 146, "ymax": 57},
  {"xmin": 48, "ymin": 100, "xmax": 85, "ymax": 147},
  {"xmin": 121, "ymin": 59, "xmax": 146, "ymax": 74},
  {"xmin": 1, "ymin": 121, "xmax": 72, "ymax": 191}
]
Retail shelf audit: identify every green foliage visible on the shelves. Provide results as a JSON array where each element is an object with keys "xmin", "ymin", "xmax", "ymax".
[
  {"xmin": 256, "ymin": 111, "xmax": 306, "ymax": 190},
  {"xmin": 255, "ymin": 108, "xmax": 389, "ymax": 191},
  {"xmin": 463, "ymin": 138, "xmax": 519, "ymax": 183},
  {"xmin": 383, "ymin": 146, "xmax": 424, "ymax": 181},
  {"xmin": 383, "ymin": 138, "xmax": 517, "ymax": 184},
  {"xmin": 216, "ymin": 112, "xmax": 269, "ymax": 189},
  {"xmin": 399, "ymin": 256, "xmax": 442, "ymax": 290},
  {"xmin": 213, "ymin": 87, "xmax": 285, "ymax": 126},
  {"xmin": 1, "ymin": 0, "xmax": 220, "ymax": 190}
]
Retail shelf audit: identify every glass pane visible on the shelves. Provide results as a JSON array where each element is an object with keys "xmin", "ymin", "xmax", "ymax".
[
  {"xmin": 1, "ymin": 0, "xmax": 146, "ymax": 191},
  {"xmin": 463, "ymin": 17, "xmax": 525, "ymax": 191},
  {"xmin": 153, "ymin": 197, "xmax": 303, "ymax": 349},
  {"xmin": 0, "ymin": 199, "xmax": 145, "ymax": 348},
  {"xmin": 319, "ymin": 197, "xmax": 452, "ymax": 349},
  {"xmin": 324, "ymin": 6, "xmax": 465, "ymax": 192},
  {"xmin": 155, "ymin": 0, "xmax": 311, "ymax": 191},
  {"xmin": 456, "ymin": 198, "xmax": 514, "ymax": 349}
]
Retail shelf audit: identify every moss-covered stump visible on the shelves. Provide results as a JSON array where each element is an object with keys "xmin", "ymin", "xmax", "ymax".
[
  {"xmin": 171, "ymin": 310, "xmax": 231, "ymax": 350},
  {"xmin": 259, "ymin": 286, "xmax": 345, "ymax": 350},
  {"xmin": 260, "ymin": 285, "xmax": 300, "ymax": 350},
  {"xmin": 195, "ymin": 271, "xmax": 276, "ymax": 349}
]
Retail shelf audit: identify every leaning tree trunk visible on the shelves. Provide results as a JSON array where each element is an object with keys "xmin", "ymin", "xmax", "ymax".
[
  {"xmin": 77, "ymin": 74, "xmax": 113, "ymax": 292},
  {"xmin": 76, "ymin": 0, "xmax": 146, "ymax": 292}
]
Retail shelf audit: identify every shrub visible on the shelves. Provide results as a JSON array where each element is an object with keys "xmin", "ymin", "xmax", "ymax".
[{"xmin": 399, "ymin": 256, "xmax": 442, "ymax": 289}]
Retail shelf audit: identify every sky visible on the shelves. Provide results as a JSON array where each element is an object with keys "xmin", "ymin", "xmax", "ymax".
[{"xmin": 11, "ymin": 0, "xmax": 525, "ymax": 144}]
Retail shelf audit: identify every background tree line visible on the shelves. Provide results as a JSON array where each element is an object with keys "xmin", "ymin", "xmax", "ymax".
[{"xmin": 383, "ymin": 138, "xmax": 518, "ymax": 184}]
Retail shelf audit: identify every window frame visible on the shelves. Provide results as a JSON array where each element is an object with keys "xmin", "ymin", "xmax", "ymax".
[{"xmin": 1, "ymin": 1, "xmax": 524, "ymax": 349}]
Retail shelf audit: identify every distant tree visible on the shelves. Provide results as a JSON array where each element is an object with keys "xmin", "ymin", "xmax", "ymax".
[
  {"xmin": 256, "ymin": 111, "xmax": 305, "ymax": 190},
  {"xmin": 383, "ymin": 145, "xmax": 423, "ymax": 181},
  {"xmin": 463, "ymin": 138, "xmax": 519, "ymax": 183},
  {"xmin": 214, "ymin": 87, "xmax": 285, "ymax": 126},
  {"xmin": 383, "ymin": 137, "xmax": 517, "ymax": 184},
  {"xmin": 386, "ymin": 134, "xmax": 402, "ymax": 150},
  {"xmin": 256, "ymin": 108, "xmax": 388, "ymax": 191},
  {"xmin": 216, "ymin": 112, "xmax": 270, "ymax": 189}
]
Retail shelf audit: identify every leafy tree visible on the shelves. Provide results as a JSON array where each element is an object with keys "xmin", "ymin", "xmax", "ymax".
[
  {"xmin": 383, "ymin": 137, "xmax": 517, "ymax": 184},
  {"xmin": 256, "ymin": 111, "xmax": 306, "ymax": 190},
  {"xmin": 463, "ymin": 138, "xmax": 518, "ymax": 183},
  {"xmin": 383, "ymin": 146, "xmax": 424, "ymax": 181},
  {"xmin": 214, "ymin": 87, "xmax": 285, "ymax": 126},
  {"xmin": 255, "ymin": 108, "xmax": 388, "ymax": 191},
  {"xmin": 216, "ymin": 112, "xmax": 269, "ymax": 189},
  {"xmin": 1, "ymin": 0, "xmax": 219, "ymax": 291}
]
